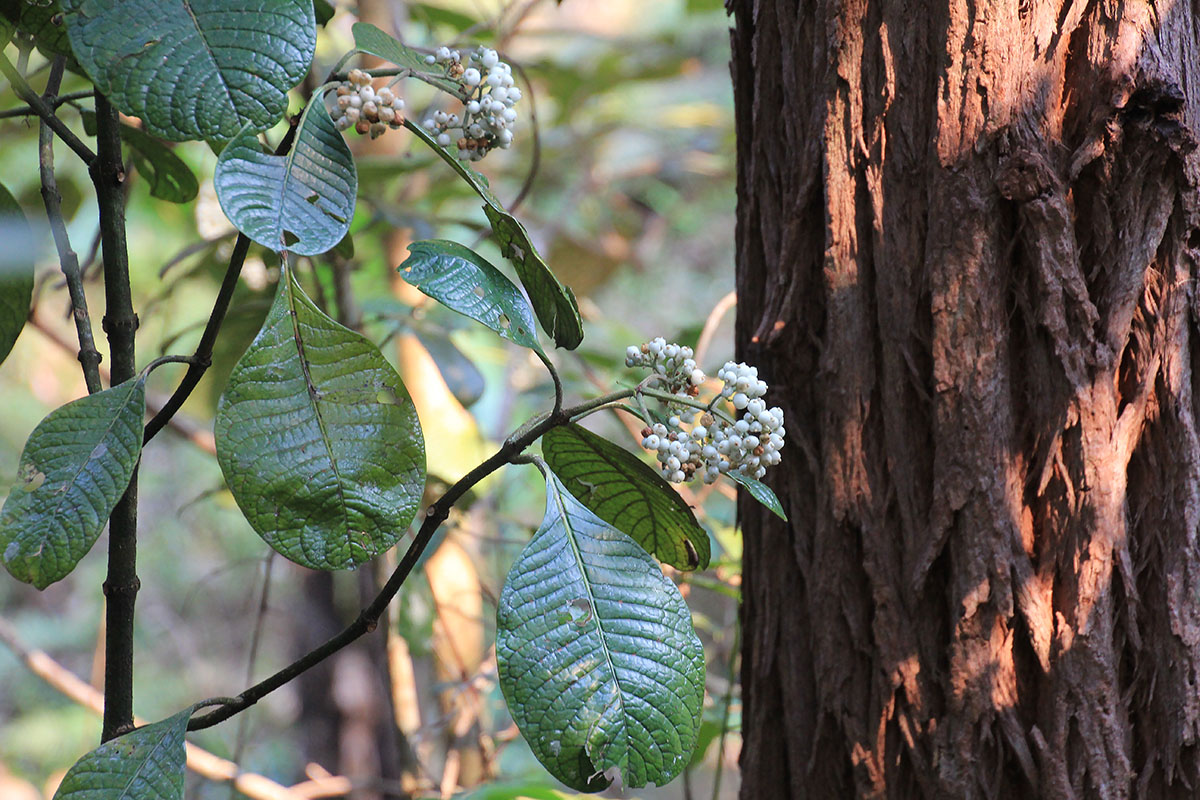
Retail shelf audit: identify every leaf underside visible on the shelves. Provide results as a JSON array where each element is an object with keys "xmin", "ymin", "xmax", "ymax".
[
  {"xmin": 351, "ymin": 22, "xmax": 461, "ymax": 95},
  {"xmin": 53, "ymin": 708, "xmax": 192, "ymax": 800},
  {"xmin": 399, "ymin": 239, "xmax": 544, "ymax": 354},
  {"xmin": 0, "ymin": 182, "xmax": 34, "ymax": 367},
  {"xmin": 215, "ymin": 266, "xmax": 426, "ymax": 570},
  {"xmin": 0, "ymin": 377, "xmax": 146, "ymax": 589},
  {"xmin": 541, "ymin": 424, "xmax": 710, "ymax": 571},
  {"xmin": 215, "ymin": 97, "xmax": 357, "ymax": 256},
  {"xmin": 405, "ymin": 122, "xmax": 584, "ymax": 350},
  {"xmin": 496, "ymin": 471, "xmax": 705, "ymax": 791},
  {"xmin": 60, "ymin": 0, "xmax": 315, "ymax": 141}
]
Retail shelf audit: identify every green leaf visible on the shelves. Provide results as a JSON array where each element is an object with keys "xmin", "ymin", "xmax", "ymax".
[
  {"xmin": 215, "ymin": 97, "xmax": 357, "ymax": 256},
  {"xmin": 726, "ymin": 471, "xmax": 787, "ymax": 521},
  {"xmin": 496, "ymin": 470, "xmax": 705, "ymax": 791},
  {"xmin": 399, "ymin": 240, "xmax": 544, "ymax": 355},
  {"xmin": 122, "ymin": 125, "xmax": 199, "ymax": 203},
  {"xmin": 0, "ymin": 0, "xmax": 73, "ymax": 57},
  {"xmin": 0, "ymin": 377, "xmax": 146, "ymax": 589},
  {"xmin": 60, "ymin": 0, "xmax": 315, "ymax": 141},
  {"xmin": 542, "ymin": 424, "xmax": 710, "ymax": 571},
  {"xmin": 406, "ymin": 121, "xmax": 584, "ymax": 350},
  {"xmin": 53, "ymin": 708, "xmax": 192, "ymax": 800},
  {"xmin": 215, "ymin": 265, "xmax": 426, "ymax": 570},
  {"xmin": 351, "ymin": 22, "xmax": 461, "ymax": 95},
  {"xmin": 0, "ymin": 182, "xmax": 34, "ymax": 367},
  {"xmin": 313, "ymin": 0, "xmax": 335, "ymax": 26}
]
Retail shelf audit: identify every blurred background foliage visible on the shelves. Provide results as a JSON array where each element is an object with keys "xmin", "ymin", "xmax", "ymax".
[{"xmin": 0, "ymin": 1, "xmax": 740, "ymax": 798}]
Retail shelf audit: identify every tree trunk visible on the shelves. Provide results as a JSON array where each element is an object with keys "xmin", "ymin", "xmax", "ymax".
[{"xmin": 730, "ymin": 2, "xmax": 1200, "ymax": 798}]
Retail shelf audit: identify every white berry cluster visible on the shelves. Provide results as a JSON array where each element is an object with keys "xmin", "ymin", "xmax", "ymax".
[
  {"xmin": 624, "ymin": 338, "xmax": 705, "ymax": 396},
  {"xmin": 626, "ymin": 341, "xmax": 786, "ymax": 484},
  {"xmin": 330, "ymin": 69, "xmax": 404, "ymax": 139},
  {"xmin": 422, "ymin": 46, "xmax": 522, "ymax": 161}
]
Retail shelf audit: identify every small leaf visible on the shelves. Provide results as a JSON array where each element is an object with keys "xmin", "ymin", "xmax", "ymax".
[
  {"xmin": 0, "ymin": 182, "xmax": 34, "ymax": 367},
  {"xmin": 215, "ymin": 265, "xmax": 425, "ymax": 570},
  {"xmin": 496, "ymin": 470, "xmax": 705, "ymax": 791},
  {"xmin": 351, "ymin": 22, "xmax": 461, "ymax": 95},
  {"xmin": 399, "ymin": 240, "xmax": 544, "ymax": 354},
  {"xmin": 0, "ymin": 377, "xmax": 146, "ymax": 589},
  {"xmin": 726, "ymin": 471, "xmax": 787, "ymax": 520},
  {"xmin": 406, "ymin": 122, "xmax": 584, "ymax": 350},
  {"xmin": 542, "ymin": 424, "xmax": 710, "ymax": 570},
  {"xmin": 122, "ymin": 125, "xmax": 199, "ymax": 203},
  {"xmin": 53, "ymin": 708, "xmax": 192, "ymax": 800},
  {"xmin": 215, "ymin": 97, "xmax": 357, "ymax": 255},
  {"xmin": 60, "ymin": 0, "xmax": 315, "ymax": 141},
  {"xmin": 314, "ymin": 0, "xmax": 336, "ymax": 26}
]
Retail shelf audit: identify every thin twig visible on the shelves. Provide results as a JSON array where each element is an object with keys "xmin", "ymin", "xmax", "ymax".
[
  {"xmin": 710, "ymin": 613, "xmax": 741, "ymax": 800},
  {"xmin": 230, "ymin": 554, "xmax": 276, "ymax": 793},
  {"xmin": 186, "ymin": 391, "xmax": 587, "ymax": 731},
  {"xmin": 37, "ymin": 57, "xmax": 103, "ymax": 393},
  {"xmin": 0, "ymin": 51, "xmax": 95, "ymax": 163},
  {"xmin": 0, "ymin": 616, "xmax": 324, "ymax": 800},
  {"xmin": 0, "ymin": 89, "xmax": 93, "ymax": 119},
  {"xmin": 143, "ymin": 121, "xmax": 300, "ymax": 445},
  {"xmin": 695, "ymin": 290, "xmax": 736, "ymax": 367}
]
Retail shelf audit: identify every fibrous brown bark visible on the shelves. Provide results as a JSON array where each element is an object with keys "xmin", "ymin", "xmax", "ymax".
[{"xmin": 731, "ymin": 1, "xmax": 1200, "ymax": 797}]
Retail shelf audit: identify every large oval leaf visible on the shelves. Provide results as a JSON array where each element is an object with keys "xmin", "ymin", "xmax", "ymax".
[
  {"xmin": 399, "ymin": 240, "xmax": 544, "ymax": 355},
  {"xmin": 541, "ymin": 424, "xmax": 710, "ymax": 571},
  {"xmin": 215, "ymin": 97, "xmax": 356, "ymax": 256},
  {"xmin": 215, "ymin": 265, "xmax": 425, "ymax": 570},
  {"xmin": 405, "ymin": 121, "xmax": 584, "ymax": 350},
  {"xmin": 496, "ymin": 470, "xmax": 705, "ymax": 791},
  {"xmin": 53, "ymin": 708, "xmax": 192, "ymax": 800},
  {"xmin": 60, "ymin": 0, "xmax": 315, "ymax": 141},
  {"xmin": 0, "ymin": 377, "xmax": 146, "ymax": 589},
  {"xmin": 0, "ymin": 182, "xmax": 34, "ymax": 367}
]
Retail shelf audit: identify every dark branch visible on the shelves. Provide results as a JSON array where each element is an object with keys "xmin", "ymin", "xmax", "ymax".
[
  {"xmin": 0, "ymin": 52, "xmax": 95, "ymax": 164},
  {"xmin": 38, "ymin": 58, "xmax": 103, "ymax": 394},
  {"xmin": 186, "ymin": 402, "xmax": 571, "ymax": 732},
  {"xmin": 143, "ymin": 120, "xmax": 301, "ymax": 445}
]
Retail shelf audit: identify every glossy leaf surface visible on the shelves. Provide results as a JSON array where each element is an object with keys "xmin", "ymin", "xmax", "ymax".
[
  {"xmin": 726, "ymin": 471, "xmax": 788, "ymax": 520},
  {"xmin": 215, "ymin": 266, "xmax": 425, "ymax": 570},
  {"xmin": 53, "ymin": 708, "xmax": 191, "ymax": 800},
  {"xmin": 497, "ymin": 471, "xmax": 705, "ymax": 791},
  {"xmin": 60, "ymin": 0, "xmax": 315, "ymax": 141},
  {"xmin": 407, "ymin": 121, "xmax": 584, "ymax": 350},
  {"xmin": 542, "ymin": 424, "xmax": 710, "ymax": 570},
  {"xmin": 215, "ymin": 98, "xmax": 356, "ymax": 256},
  {"xmin": 0, "ymin": 377, "xmax": 146, "ymax": 589},
  {"xmin": 351, "ymin": 22, "xmax": 461, "ymax": 94},
  {"xmin": 399, "ymin": 240, "xmax": 544, "ymax": 354},
  {"xmin": 0, "ymin": 182, "xmax": 34, "ymax": 367}
]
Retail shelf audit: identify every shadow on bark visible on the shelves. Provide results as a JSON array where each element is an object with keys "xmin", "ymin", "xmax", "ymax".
[{"xmin": 731, "ymin": 1, "xmax": 1200, "ymax": 797}]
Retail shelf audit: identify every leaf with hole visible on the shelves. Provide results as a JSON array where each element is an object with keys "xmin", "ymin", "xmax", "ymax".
[
  {"xmin": 496, "ymin": 469, "xmax": 705, "ymax": 791},
  {"xmin": 52, "ymin": 707, "xmax": 192, "ymax": 800},
  {"xmin": 0, "ymin": 182, "xmax": 34, "ymax": 367},
  {"xmin": 351, "ymin": 22, "xmax": 461, "ymax": 95},
  {"xmin": 406, "ymin": 121, "xmax": 584, "ymax": 350},
  {"xmin": 399, "ymin": 240, "xmax": 544, "ymax": 355},
  {"xmin": 60, "ymin": 0, "xmax": 315, "ymax": 141},
  {"xmin": 0, "ymin": 377, "xmax": 146, "ymax": 589},
  {"xmin": 215, "ymin": 264, "xmax": 425, "ymax": 570},
  {"xmin": 726, "ymin": 471, "xmax": 787, "ymax": 520},
  {"xmin": 541, "ymin": 424, "xmax": 709, "ymax": 571},
  {"xmin": 215, "ymin": 97, "xmax": 356, "ymax": 255}
]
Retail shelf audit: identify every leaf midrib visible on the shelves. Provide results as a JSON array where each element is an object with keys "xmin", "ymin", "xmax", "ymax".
[
  {"xmin": 179, "ymin": 0, "xmax": 237, "ymax": 127},
  {"xmin": 548, "ymin": 477, "xmax": 629, "ymax": 773},
  {"xmin": 112, "ymin": 723, "xmax": 178, "ymax": 800},
  {"xmin": 284, "ymin": 269, "xmax": 352, "ymax": 552}
]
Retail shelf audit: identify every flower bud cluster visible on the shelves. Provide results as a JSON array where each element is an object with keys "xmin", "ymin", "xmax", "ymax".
[
  {"xmin": 422, "ymin": 46, "xmax": 522, "ymax": 161},
  {"xmin": 330, "ymin": 69, "xmax": 405, "ymax": 139},
  {"xmin": 627, "ymin": 341, "xmax": 786, "ymax": 484}
]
